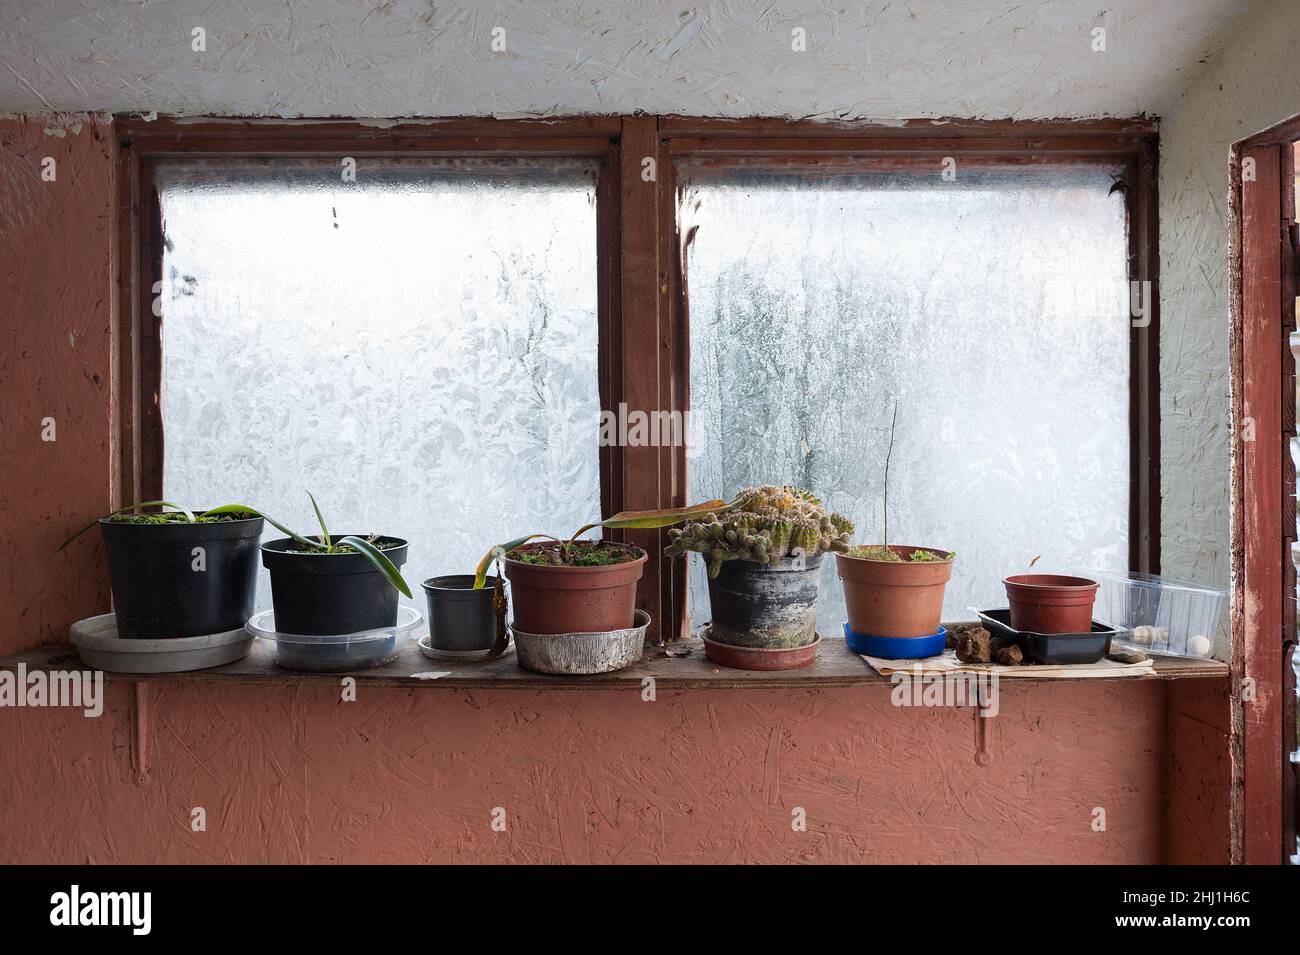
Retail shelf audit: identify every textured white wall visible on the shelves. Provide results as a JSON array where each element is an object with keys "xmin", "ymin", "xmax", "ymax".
[
  {"xmin": 0, "ymin": 0, "xmax": 1247, "ymax": 120},
  {"xmin": 1158, "ymin": 0, "xmax": 1300, "ymax": 655}
]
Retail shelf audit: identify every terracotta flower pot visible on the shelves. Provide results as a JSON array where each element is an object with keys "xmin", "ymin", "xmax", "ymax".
[
  {"xmin": 1003, "ymin": 574, "xmax": 1099, "ymax": 634},
  {"xmin": 502, "ymin": 543, "xmax": 647, "ymax": 635},
  {"xmin": 836, "ymin": 545, "xmax": 953, "ymax": 638}
]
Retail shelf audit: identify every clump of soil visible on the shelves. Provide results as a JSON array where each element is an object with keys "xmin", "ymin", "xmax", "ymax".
[
  {"xmin": 107, "ymin": 510, "xmax": 254, "ymax": 525},
  {"xmin": 947, "ymin": 622, "xmax": 1028, "ymax": 666},
  {"xmin": 509, "ymin": 542, "xmax": 643, "ymax": 568}
]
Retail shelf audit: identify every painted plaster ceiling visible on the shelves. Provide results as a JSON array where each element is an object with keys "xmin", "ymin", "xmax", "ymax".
[{"xmin": 0, "ymin": 0, "xmax": 1256, "ymax": 120}]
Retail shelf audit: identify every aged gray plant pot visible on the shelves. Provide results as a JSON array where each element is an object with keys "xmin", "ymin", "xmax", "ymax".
[{"xmin": 705, "ymin": 554, "xmax": 823, "ymax": 649}]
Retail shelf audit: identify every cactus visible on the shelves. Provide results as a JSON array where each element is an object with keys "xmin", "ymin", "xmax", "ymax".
[{"xmin": 665, "ymin": 484, "xmax": 854, "ymax": 576}]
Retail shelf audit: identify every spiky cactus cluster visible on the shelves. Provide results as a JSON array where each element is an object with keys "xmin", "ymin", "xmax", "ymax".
[{"xmin": 665, "ymin": 485, "xmax": 853, "ymax": 578}]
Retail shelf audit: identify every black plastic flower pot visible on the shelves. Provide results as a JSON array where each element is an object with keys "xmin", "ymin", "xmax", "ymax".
[
  {"xmin": 423, "ymin": 574, "xmax": 500, "ymax": 653},
  {"xmin": 260, "ymin": 536, "xmax": 409, "ymax": 637},
  {"xmin": 100, "ymin": 515, "xmax": 264, "ymax": 639}
]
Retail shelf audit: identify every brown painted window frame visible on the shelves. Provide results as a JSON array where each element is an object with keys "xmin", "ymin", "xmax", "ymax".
[
  {"xmin": 113, "ymin": 115, "xmax": 1160, "ymax": 646},
  {"xmin": 1231, "ymin": 115, "xmax": 1300, "ymax": 865}
]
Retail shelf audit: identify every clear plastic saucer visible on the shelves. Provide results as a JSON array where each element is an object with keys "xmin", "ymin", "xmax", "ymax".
[{"xmin": 246, "ymin": 606, "xmax": 422, "ymax": 672}]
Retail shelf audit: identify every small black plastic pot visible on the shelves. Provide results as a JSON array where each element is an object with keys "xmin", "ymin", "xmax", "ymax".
[
  {"xmin": 260, "ymin": 536, "xmax": 409, "ymax": 637},
  {"xmin": 101, "ymin": 515, "xmax": 264, "ymax": 639},
  {"xmin": 423, "ymin": 574, "xmax": 500, "ymax": 653}
]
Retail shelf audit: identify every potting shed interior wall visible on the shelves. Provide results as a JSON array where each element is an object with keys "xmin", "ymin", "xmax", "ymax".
[{"xmin": 0, "ymin": 0, "xmax": 1295, "ymax": 864}]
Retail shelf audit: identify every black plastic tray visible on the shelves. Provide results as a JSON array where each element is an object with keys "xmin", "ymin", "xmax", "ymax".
[{"xmin": 975, "ymin": 608, "xmax": 1119, "ymax": 665}]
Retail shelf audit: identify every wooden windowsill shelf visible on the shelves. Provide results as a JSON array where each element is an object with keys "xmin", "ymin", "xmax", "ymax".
[{"xmin": 0, "ymin": 639, "xmax": 1230, "ymax": 691}]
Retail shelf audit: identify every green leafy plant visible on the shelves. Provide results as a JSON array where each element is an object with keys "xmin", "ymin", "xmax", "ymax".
[
  {"xmin": 61, "ymin": 496, "xmax": 411, "ymax": 598},
  {"xmin": 665, "ymin": 485, "xmax": 854, "ymax": 578},
  {"xmin": 207, "ymin": 494, "xmax": 410, "ymax": 598},
  {"xmin": 472, "ymin": 497, "xmax": 744, "ymax": 589}
]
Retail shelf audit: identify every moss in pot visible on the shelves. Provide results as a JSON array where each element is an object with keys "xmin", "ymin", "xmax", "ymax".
[
  {"xmin": 834, "ymin": 405, "xmax": 956, "ymax": 640},
  {"xmin": 59, "ymin": 500, "xmax": 265, "ymax": 639},
  {"xmin": 473, "ymin": 495, "xmax": 746, "ymax": 636},
  {"xmin": 206, "ymin": 495, "xmax": 413, "ymax": 671}
]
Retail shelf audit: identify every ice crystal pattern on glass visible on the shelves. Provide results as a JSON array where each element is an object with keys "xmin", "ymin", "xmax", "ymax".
[
  {"xmin": 682, "ymin": 167, "xmax": 1131, "ymax": 627},
  {"xmin": 158, "ymin": 161, "xmax": 600, "ymax": 611}
]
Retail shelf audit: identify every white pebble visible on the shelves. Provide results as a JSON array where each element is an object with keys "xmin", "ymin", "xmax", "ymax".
[{"xmin": 1187, "ymin": 635, "xmax": 1211, "ymax": 657}]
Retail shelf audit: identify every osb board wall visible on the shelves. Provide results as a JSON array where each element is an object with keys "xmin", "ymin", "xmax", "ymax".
[
  {"xmin": 0, "ymin": 116, "xmax": 112, "ymax": 654},
  {"xmin": 1, "ymin": 682, "xmax": 1169, "ymax": 864},
  {"xmin": 1165, "ymin": 679, "xmax": 1232, "ymax": 864}
]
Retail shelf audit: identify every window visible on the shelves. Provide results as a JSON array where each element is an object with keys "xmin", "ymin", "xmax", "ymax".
[
  {"xmin": 117, "ymin": 117, "xmax": 1157, "ymax": 640},
  {"xmin": 678, "ymin": 164, "xmax": 1132, "ymax": 625},
  {"xmin": 155, "ymin": 159, "xmax": 600, "ymax": 609}
]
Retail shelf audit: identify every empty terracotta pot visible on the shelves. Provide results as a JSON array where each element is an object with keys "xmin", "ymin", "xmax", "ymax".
[
  {"xmin": 502, "ymin": 543, "xmax": 647, "ymax": 635},
  {"xmin": 1003, "ymin": 574, "xmax": 1099, "ymax": 634},
  {"xmin": 836, "ymin": 546, "xmax": 954, "ymax": 638}
]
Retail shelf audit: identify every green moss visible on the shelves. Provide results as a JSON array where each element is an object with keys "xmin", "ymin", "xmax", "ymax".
[
  {"xmin": 509, "ymin": 543, "xmax": 640, "ymax": 567},
  {"xmin": 849, "ymin": 545, "xmax": 903, "ymax": 562},
  {"xmin": 908, "ymin": 549, "xmax": 955, "ymax": 562},
  {"xmin": 848, "ymin": 545, "xmax": 954, "ymax": 563},
  {"xmin": 107, "ymin": 511, "xmax": 254, "ymax": 525}
]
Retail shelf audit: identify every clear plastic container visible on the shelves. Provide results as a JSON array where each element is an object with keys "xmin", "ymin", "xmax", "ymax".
[
  {"xmin": 1088, "ymin": 570, "xmax": 1225, "ymax": 659},
  {"xmin": 245, "ymin": 606, "xmax": 422, "ymax": 672}
]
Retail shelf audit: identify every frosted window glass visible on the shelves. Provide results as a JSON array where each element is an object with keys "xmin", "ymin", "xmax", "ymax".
[
  {"xmin": 157, "ymin": 161, "xmax": 599, "ymax": 611},
  {"xmin": 682, "ymin": 166, "xmax": 1130, "ymax": 627}
]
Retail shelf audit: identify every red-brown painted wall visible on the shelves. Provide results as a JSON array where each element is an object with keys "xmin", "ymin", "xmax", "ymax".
[
  {"xmin": 2, "ymin": 680, "xmax": 1172, "ymax": 864},
  {"xmin": 0, "ymin": 116, "xmax": 113, "ymax": 654},
  {"xmin": 0, "ymin": 117, "xmax": 1230, "ymax": 864}
]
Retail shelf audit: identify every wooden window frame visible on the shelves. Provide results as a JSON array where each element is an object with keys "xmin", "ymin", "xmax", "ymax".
[
  {"xmin": 111, "ymin": 115, "xmax": 628, "ymax": 568},
  {"xmin": 113, "ymin": 115, "xmax": 1161, "ymax": 647},
  {"xmin": 652, "ymin": 116, "xmax": 1161, "ymax": 638},
  {"xmin": 1231, "ymin": 115, "xmax": 1300, "ymax": 865}
]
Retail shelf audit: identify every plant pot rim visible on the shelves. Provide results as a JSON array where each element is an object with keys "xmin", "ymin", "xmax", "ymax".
[
  {"xmin": 719, "ymin": 553, "xmax": 823, "ymax": 572},
  {"xmin": 261, "ymin": 535, "xmax": 408, "ymax": 556},
  {"xmin": 837, "ymin": 544, "xmax": 953, "ymax": 564},
  {"xmin": 1003, "ymin": 573, "xmax": 1098, "ymax": 590},
  {"xmin": 422, "ymin": 573, "xmax": 500, "ymax": 592},
  {"xmin": 502, "ymin": 542, "xmax": 647, "ymax": 573},
  {"xmin": 512, "ymin": 608, "xmax": 652, "ymax": 640}
]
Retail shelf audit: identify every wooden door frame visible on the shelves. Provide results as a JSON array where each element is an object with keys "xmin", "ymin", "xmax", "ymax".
[{"xmin": 1231, "ymin": 114, "xmax": 1300, "ymax": 865}]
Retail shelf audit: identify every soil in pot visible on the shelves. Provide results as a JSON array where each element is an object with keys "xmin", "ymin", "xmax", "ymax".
[
  {"xmin": 706, "ymin": 553, "xmax": 823, "ymax": 649},
  {"xmin": 502, "ymin": 541, "xmax": 646, "ymax": 635},
  {"xmin": 100, "ymin": 512, "xmax": 264, "ymax": 638},
  {"xmin": 836, "ymin": 544, "xmax": 953, "ymax": 639},
  {"xmin": 424, "ymin": 574, "xmax": 500, "ymax": 653},
  {"xmin": 260, "ymin": 535, "xmax": 409, "ymax": 637},
  {"xmin": 1004, "ymin": 574, "xmax": 1099, "ymax": 634}
]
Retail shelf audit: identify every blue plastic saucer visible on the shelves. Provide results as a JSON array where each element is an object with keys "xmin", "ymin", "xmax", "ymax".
[{"xmin": 844, "ymin": 623, "xmax": 947, "ymax": 660}]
